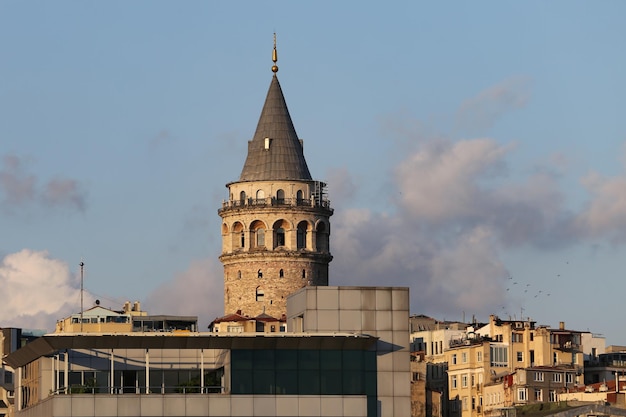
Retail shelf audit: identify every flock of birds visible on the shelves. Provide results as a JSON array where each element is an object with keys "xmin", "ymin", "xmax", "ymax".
[{"xmin": 499, "ymin": 260, "xmax": 569, "ymax": 320}]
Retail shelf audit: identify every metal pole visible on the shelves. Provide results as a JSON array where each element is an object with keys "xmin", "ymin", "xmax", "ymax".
[{"xmin": 80, "ymin": 261, "xmax": 84, "ymax": 332}]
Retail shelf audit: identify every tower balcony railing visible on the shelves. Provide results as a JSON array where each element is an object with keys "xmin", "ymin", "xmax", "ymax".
[{"xmin": 219, "ymin": 197, "xmax": 332, "ymax": 213}]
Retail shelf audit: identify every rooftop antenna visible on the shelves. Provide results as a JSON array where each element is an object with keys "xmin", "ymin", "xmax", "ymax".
[
  {"xmin": 271, "ymin": 33, "xmax": 279, "ymax": 73},
  {"xmin": 80, "ymin": 260, "xmax": 85, "ymax": 332}
]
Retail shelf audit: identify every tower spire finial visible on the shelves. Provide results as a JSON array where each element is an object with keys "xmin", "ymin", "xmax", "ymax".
[{"xmin": 272, "ymin": 32, "xmax": 279, "ymax": 73}]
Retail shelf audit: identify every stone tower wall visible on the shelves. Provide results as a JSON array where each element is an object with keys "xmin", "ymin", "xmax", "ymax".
[{"xmin": 219, "ymin": 180, "xmax": 332, "ymax": 318}]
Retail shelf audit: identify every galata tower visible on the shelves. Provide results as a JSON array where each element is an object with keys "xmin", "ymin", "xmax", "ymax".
[{"xmin": 218, "ymin": 37, "xmax": 333, "ymax": 318}]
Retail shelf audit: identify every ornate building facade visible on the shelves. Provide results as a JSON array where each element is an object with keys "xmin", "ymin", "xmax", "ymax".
[{"xmin": 218, "ymin": 41, "xmax": 333, "ymax": 318}]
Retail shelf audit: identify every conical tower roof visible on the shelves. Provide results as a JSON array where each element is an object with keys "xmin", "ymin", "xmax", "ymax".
[{"xmin": 239, "ymin": 74, "xmax": 312, "ymax": 182}]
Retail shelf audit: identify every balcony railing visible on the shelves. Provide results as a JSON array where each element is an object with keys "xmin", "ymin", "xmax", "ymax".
[
  {"xmin": 52, "ymin": 384, "xmax": 225, "ymax": 395},
  {"xmin": 219, "ymin": 197, "xmax": 332, "ymax": 212}
]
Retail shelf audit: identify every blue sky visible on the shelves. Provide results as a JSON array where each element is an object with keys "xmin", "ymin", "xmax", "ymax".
[{"xmin": 1, "ymin": 2, "xmax": 626, "ymax": 344}]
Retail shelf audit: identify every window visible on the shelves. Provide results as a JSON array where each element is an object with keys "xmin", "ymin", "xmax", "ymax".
[
  {"xmin": 276, "ymin": 228, "xmax": 285, "ymax": 246},
  {"xmin": 534, "ymin": 389, "xmax": 542, "ymax": 401},
  {"xmin": 462, "ymin": 352, "xmax": 467, "ymax": 363},
  {"xmin": 513, "ymin": 333, "xmax": 523, "ymax": 343},
  {"xmin": 472, "ymin": 396, "xmax": 476, "ymax": 410},
  {"xmin": 530, "ymin": 332, "xmax": 534, "ymax": 341},
  {"xmin": 534, "ymin": 372, "xmax": 544, "ymax": 382},
  {"xmin": 297, "ymin": 221, "xmax": 307, "ymax": 249},
  {"xmin": 566, "ymin": 373, "xmax": 574, "ymax": 384},
  {"xmin": 549, "ymin": 390, "xmax": 557, "ymax": 402},
  {"xmin": 302, "ymin": 269, "xmax": 306, "ymax": 279},
  {"xmin": 490, "ymin": 346, "xmax": 508, "ymax": 367},
  {"xmin": 238, "ymin": 271, "xmax": 242, "ymax": 279},
  {"xmin": 552, "ymin": 373, "xmax": 562, "ymax": 383},
  {"xmin": 462, "ymin": 374, "xmax": 468, "ymax": 387},
  {"xmin": 471, "ymin": 375, "xmax": 475, "ymax": 387},
  {"xmin": 256, "ymin": 228, "xmax": 265, "ymax": 247},
  {"xmin": 279, "ymin": 269, "xmax": 284, "ymax": 278},
  {"xmin": 258, "ymin": 269, "xmax": 263, "ymax": 279},
  {"xmin": 276, "ymin": 189, "xmax": 285, "ymax": 204},
  {"xmin": 517, "ymin": 352, "xmax": 523, "ymax": 362},
  {"xmin": 462, "ymin": 397, "xmax": 468, "ymax": 410},
  {"xmin": 227, "ymin": 325, "xmax": 243, "ymax": 333},
  {"xmin": 413, "ymin": 372, "xmax": 420, "ymax": 381},
  {"xmin": 255, "ymin": 287, "xmax": 264, "ymax": 302},
  {"xmin": 477, "ymin": 351, "xmax": 483, "ymax": 362},
  {"xmin": 452, "ymin": 354, "xmax": 457, "ymax": 365},
  {"xmin": 452, "ymin": 375, "xmax": 458, "ymax": 389},
  {"xmin": 517, "ymin": 388, "xmax": 527, "ymax": 402}
]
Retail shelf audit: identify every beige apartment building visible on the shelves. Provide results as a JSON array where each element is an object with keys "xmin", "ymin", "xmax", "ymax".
[{"xmin": 412, "ymin": 315, "xmax": 589, "ymax": 417}]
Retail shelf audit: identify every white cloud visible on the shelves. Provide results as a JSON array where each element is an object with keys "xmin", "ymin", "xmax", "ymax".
[{"xmin": 0, "ymin": 249, "xmax": 82, "ymax": 330}]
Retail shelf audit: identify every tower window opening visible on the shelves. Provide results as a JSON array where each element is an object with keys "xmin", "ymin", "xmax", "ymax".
[
  {"xmin": 279, "ymin": 269, "xmax": 284, "ymax": 278},
  {"xmin": 276, "ymin": 228, "xmax": 285, "ymax": 247},
  {"xmin": 256, "ymin": 228, "xmax": 265, "ymax": 247},
  {"xmin": 258, "ymin": 270, "xmax": 263, "ymax": 279},
  {"xmin": 276, "ymin": 189, "xmax": 285, "ymax": 205},
  {"xmin": 255, "ymin": 287, "xmax": 264, "ymax": 302},
  {"xmin": 238, "ymin": 271, "xmax": 242, "ymax": 279},
  {"xmin": 296, "ymin": 189, "xmax": 304, "ymax": 205},
  {"xmin": 239, "ymin": 191, "xmax": 246, "ymax": 206},
  {"xmin": 240, "ymin": 232, "xmax": 245, "ymax": 248},
  {"xmin": 297, "ymin": 221, "xmax": 307, "ymax": 249},
  {"xmin": 302, "ymin": 269, "xmax": 306, "ymax": 279}
]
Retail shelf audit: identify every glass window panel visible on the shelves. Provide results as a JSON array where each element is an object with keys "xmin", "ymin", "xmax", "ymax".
[
  {"xmin": 298, "ymin": 370, "xmax": 320, "ymax": 395},
  {"xmin": 365, "ymin": 351, "xmax": 377, "ymax": 372},
  {"xmin": 253, "ymin": 350, "xmax": 275, "ymax": 370},
  {"xmin": 343, "ymin": 350, "xmax": 363, "ymax": 370},
  {"xmin": 276, "ymin": 350, "xmax": 298, "ymax": 370},
  {"xmin": 320, "ymin": 370, "xmax": 342, "ymax": 394},
  {"xmin": 343, "ymin": 370, "xmax": 364, "ymax": 394},
  {"xmin": 365, "ymin": 371, "xmax": 377, "ymax": 396},
  {"xmin": 320, "ymin": 350, "xmax": 342, "ymax": 370},
  {"xmin": 275, "ymin": 370, "xmax": 298, "ymax": 394},
  {"xmin": 231, "ymin": 350, "xmax": 253, "ymax": 370},
  {"xmin": 231, "ymin": 370, "xmax": 252, "ymax": 394},
  {"xmin": 253, "ymin": 370, "xmax": 275, "ymax": 394},
  {"xmin": 299, "ymin": 350, "xmax": 319, "ymax": 370}
]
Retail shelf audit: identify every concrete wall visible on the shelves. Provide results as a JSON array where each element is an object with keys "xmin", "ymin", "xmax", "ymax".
[
  {"xmin": 287, "ymin": 286, "xmax": 411, "ymax": 417},
  {"xmin": 16, "ymin": 394, "xmax": 368, "ymax": 417}
]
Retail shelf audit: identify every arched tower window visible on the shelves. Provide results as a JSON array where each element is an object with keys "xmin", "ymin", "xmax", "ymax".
[
  {"xmin": 256, "ymin": 286, "xmax": 264, "ymax": 302},
  {"xmin": 251, "ymin": 220, "xmax": 266, "ymax": 248},
  {"xmin": 256, "ymin": 189, "xmax": 265, "ymax": 200},
  {"xmin": 279, "ymin": 269, "xmax": 284, "ymax": 278},
  {"xmin": 239, "ymin": 191, "xmax": 246, "ymax": 206},
  {"xmin": 302, "ymin": 269, "xmax": 306, "ymax": 279},
  {"xmin": 232, "ymin": 222, "xmax": 245, "ymax": 250},
  {"xmin": 238, "ymin": 271, "xmax": 242, "ymax": 279},
  {"xmin": 276, "ymin": 189, "xmax": 285, "ymax": 204},
  {"xmin": 297, "ymin": 221, "xmax": 308, "ymax": 249},
  {"xmin": 276, "ymin": 228, "xmax": 285, "ymax": 247},
  {"xmin": 258, "ymin": 270, "xmax": 263, "ymax": 279},
  {"xmin": 273, "ymin": 219, "xmax": 290, "ymax": 249},
  {"xmin": 296, "ymin": 190, "xmax": 304, "ymax": 205},
  {"xmin": 256, "ymin": 228, "xmax": 265, "ymax": 247},
  {"xmin": 316, "ymin": 222, "xmax": 329, "ymax": 252}
]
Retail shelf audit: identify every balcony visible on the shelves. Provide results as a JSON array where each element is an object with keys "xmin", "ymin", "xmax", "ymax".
[{"xmin": 218, "ymin": 197, "xmax": 333, "ymax": 215}]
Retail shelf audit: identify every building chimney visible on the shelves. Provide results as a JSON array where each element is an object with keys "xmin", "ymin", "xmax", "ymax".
[{"xmin": 559, "ymin": 321, "xmax": 565, "ymax": 330}]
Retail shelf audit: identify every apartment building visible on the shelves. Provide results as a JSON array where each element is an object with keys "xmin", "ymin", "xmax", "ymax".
[{"xmin": 412, "ymin": 315, "xmax": 589, "ymax": 417}]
